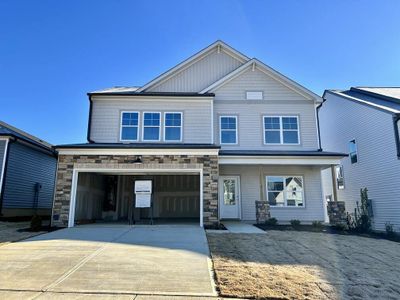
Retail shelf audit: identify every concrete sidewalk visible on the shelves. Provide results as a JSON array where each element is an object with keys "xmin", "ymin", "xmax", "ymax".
[{"xmin": 0, "ymin": 225, "xmax": 216, "ymax": 297}]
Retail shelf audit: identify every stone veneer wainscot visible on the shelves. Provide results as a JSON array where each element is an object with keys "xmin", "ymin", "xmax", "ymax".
[{"xmin": 52, "ymin": 154, "xmax": 219, "ymax": 227}]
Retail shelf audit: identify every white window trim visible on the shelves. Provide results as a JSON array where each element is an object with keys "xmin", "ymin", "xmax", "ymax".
[
  {"xmin": 142, "ymin": 112, "xmax": 161, "ymax": 142},
  {"xmin": 120, "ymin": 111, "xmax": 140, "ymax": 142},
  {"xmin": 266, "ymin": 175, "xmax": 305, "ymax": 208},
  {"xmin": 163, "ymin": 112, "xmax": 183, "ymax": 142},
  {"xmin": 219, "ymin": 115, "xmax": 238, "ymax": 145},
  {"xmin": 246, "ymin": 90, "xmax": 263, "ymax": 100},
  {"xmin": 263, "ymin": 115, "xmax": 300, "ymax": 145}
]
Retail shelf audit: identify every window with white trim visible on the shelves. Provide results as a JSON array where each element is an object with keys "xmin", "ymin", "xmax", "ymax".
[
  {"xmin": 164, "ymin": 112, "xmax": 182, "ymax": 141},
  {"xmin": 264, "ymin": 116, "xmax": 299, "ymax": 144},
  {"xmin": 349, "ymin": 140, "xmax": 358, "ymax": 164},
  {"xmin": 335, "ymin": 165, "xmax": 345, "ymax": 189},
  {"xmin": 143, "ymin": 112, "xmax": 161, "ymax": 141},
  {"xmin": 246, "ymin": 91, "xmax": 263, "ymax": 100},
  {"xmin": 120, "ymin": 112, "xmax": 139, "ymax": 141},
  {"xmin": 266, "ymin": 176, "xmax": 304, "ymax": 207},
  {"xmin": 220, "ymin": 116, "xmax": 237, "ymax": 144}
]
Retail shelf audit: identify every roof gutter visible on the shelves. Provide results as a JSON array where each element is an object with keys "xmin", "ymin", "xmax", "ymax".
[{"xmin": 87, "ymin": 95, "xmax": 94, "ymax": 143}]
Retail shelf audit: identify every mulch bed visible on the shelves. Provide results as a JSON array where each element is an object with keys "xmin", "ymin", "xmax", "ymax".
[{"xmin": 255, "ymin": 224, "xmax": 400, "ymax": 243}]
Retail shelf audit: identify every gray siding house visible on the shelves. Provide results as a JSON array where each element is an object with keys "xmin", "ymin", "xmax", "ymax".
[
  {"xmin": 52, "ymin": 41, "xmax": 344, "ymax": 228},
  {"xmin": 0, "ymin": 121, "xmax": 57, "ymax": 217},
  {"xmin": 319, "ymin": 87, "xmax": 400, "ymax": 231}
]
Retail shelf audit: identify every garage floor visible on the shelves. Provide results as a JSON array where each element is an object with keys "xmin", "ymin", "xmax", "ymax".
[{"xmin": 0, "ymin": 225, "xmax": 216, "ymax": 298}]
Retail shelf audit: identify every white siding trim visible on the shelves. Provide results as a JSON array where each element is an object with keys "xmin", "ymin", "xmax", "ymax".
[
  {"xmin": 57, "ymin": 148, "xmax": 220, "ymax": 156},
  {"xmin": 219, "ymin": 156, "xmax": 342, "ymax": 166},
  {"xmin": 67, "ymin": 167, "xmax": 204, "ymax": 228},
  {"xmin": 0, "ymin": 138, "xmax": 9, "ymax": 196}
]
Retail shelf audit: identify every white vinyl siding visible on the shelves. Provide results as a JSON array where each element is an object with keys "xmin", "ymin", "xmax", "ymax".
[
  {"xmin": 319, "ymin": 92, "xmax": 400, "ymax": 231},
  {"xmin": 148, "ymin": 49, "xmax": 243, "ymax": 93},
  {"xmin": 90, "ymin": 98, "xmax": 213, "ymax": 144},
  {"xmin": 220, "ymin": 164, "xmax": 324, "ymax": 222}
]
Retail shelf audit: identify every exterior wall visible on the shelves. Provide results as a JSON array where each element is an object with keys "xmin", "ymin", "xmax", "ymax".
[
  {"xmin": 220, "ymin": 164, "xmax": 324, "ymax": 222},
  {"xmin": 319, "ymin": 93, "xmax": 400, "ymax": 231},
  {"xmin": 52, "ymin": 154, "xmax": 219, "ymax": 227},
  {"xmin": 1, "ymin": 141, "xmax": 57, "ymax": 212},
  {"xmin": 0, "ymin": 140, "xmax": 6, "ymax": 186},
  {"xmin": 147, "ymin": 49, "xmax": 243, "ymax": 92},
  {"xmin": 90, "ymin": 98, "xmax": 213, "ymax": 144},
  {"xmin": 213, "ymin": 68, "xmax": 319, "ymax": 150}
]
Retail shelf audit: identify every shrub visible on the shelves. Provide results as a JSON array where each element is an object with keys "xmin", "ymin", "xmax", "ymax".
[
  {"xmin": 290, "ymin": 219, "xmax": 301, "ymax": 228},
  {"xmin": 346, "ymin": 188, "xmax": 372, "ymax": 233},
  {"xmin": 312, "ymin": 221, "xmax": 323, "ymax": 229},
  {"xmin": 265, "ymin": 217, "xmax": 278, "ymax": 226},
  {"xmin": 30, "ymin": 214, "xmax": 42, "ymax": 231},
  {"xmin": 333, "ymin": 223, "xmax": 348, "ymax": 232},
  {"xmin": 385, "ymin": 222, "xmax": 396, "ymax": 237}
]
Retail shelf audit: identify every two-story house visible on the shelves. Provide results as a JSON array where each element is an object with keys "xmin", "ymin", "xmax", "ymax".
[
  {"xmin": 320, "ymin": 87, "xmax": 400, "ymax": 231},
  {"xmin": 51, "ymin": 41, "xmax": 344, "ymax": 228}
]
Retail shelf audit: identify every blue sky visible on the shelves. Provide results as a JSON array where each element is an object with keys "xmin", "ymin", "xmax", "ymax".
[{"xmin": 0, "ymin": 0, "xmax": 399, "ymax": 144}]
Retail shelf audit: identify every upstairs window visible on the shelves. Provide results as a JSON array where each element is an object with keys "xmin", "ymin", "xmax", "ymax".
[
  {"xmin": 264, "ymin": 116, "xmax": 299, "ymax": 144},
  {"xmin": 266, "ymin": 176, "xmax": 304, "ymax": 207},
  {"xmin": 143, "ymin": 112, "xmax": 161, "ymax": 141},
  {"xmin": 120, "ymin": 112, "xmax": 139, "ymax": 141},
  {"xmin": 349, "ymin": 140, "xmax": 358, "ymax": 164},
  {"xmin": 246, "ymin": 91, "xmax": 263, "ymax": 100},
  {"xmin": 164, "ymin": 112, "xmax": 182, "ymax": 141},
  {"xmin": 220, "ymin": 116, "xmax": 237, "ymax": 144}
]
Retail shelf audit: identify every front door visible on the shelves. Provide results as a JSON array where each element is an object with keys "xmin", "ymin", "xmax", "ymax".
[{"xmin": 219, "ymin": 176, "xmax": 240, "ymax": 219}]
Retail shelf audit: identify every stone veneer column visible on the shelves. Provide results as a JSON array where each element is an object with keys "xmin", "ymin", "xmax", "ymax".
[
  {"xmin": 52, "ymin": 154, "xmax": 219, "ymax": 227},
  {"xmin": 327, "ymin": 201, "xmax": 347, "ymax": 225}
]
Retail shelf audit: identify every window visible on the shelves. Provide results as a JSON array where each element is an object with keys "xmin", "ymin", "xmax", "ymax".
[
  {"xmin": 266, "ymin": 176, "xmax": 304, "ymax": 207},
  {"xmin": 246, "ymin": 91, "xmax": 263, "ymax": 100},
  {"xmin": 349, "ymin": 140, "xmax": 358, "ymax": 164},
  {"xmin": 264, "ymin": 116, "xmax": 299, "ymax": 144},
  {"xmin": 120, "ymin": 112, "xmax": 139, "ymax": 141},
  {"xmin": 143, "ymin": 112, "xmax": 161, "ymax": 141},
  {"xmin": 335, "ymin": 165, "xmax": 345, "ymax": 189},
  {"xmin": 164, "ymin": 112, "xmax": 182, "ymax": 141},
  {"xmin": 220, "ymin": 116, "xmax": 237, "ymax": 144}
]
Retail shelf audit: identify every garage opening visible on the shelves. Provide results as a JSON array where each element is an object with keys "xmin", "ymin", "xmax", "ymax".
[{"xmin": 73, "ymin": 173, "xmax": 200, "ymax": 226}]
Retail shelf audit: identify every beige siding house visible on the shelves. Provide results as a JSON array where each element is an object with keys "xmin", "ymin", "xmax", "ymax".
[{"xmin": 52, "ymin": 41, "xmax": 344, "ymax": 228}]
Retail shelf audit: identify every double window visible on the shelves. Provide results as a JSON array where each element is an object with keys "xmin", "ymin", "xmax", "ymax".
[
  {"xmin": 263, "ymin": 116, "xmax": 299, "ymax": 144},
  {"xmin": 220, "ymin": 116, "xmax": 238, "ymax": 144},
  {"xmin": 266, "ymin": 176, "xmax": 304, "ymax": 207},
  {"xmin": 120, "ymin": 111, "xmax": 182, "ymax": 142}
]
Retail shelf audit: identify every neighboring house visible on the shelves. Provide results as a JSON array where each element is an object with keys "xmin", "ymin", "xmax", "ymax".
[
  {"xmin": 0, "ymin": 121, "xmax": 57, "ymax": 218},
  {"xmin": 319, "ymin": 87, "xmax": 400, "ymax": 231},
  {"xmin": 52, "ymin": 41, "xmax": 344, "ymax": 228}
]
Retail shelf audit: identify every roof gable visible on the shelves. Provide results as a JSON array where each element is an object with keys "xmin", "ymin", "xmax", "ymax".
[
  {"xmin": 200, "ymin": 59, "xmax": 322, "ymax": 102},
  {"xmin": 137, "ymin": 41, "xmax": 249, "ymax": 93}
]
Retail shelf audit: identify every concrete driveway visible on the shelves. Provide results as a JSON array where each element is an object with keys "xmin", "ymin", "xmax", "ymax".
[{"xmin": 0, "ymin": 225, "xmax": 216, "ymax": 299}]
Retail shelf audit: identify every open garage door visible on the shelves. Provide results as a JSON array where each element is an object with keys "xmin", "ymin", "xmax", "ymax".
[{"xmin": 73, "ymin": 173, "xmax": 200, "ymax": 226}]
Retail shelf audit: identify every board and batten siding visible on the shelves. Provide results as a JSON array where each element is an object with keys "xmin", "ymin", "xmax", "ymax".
[
  {"xmin": 213, "ymin": 68, "xmax": 319, "ymax": 150},
  {"xmin": 90, "ymin": 98, "xmax": 213, "ymax": 143},
  {"xmin": 220, "ymin": 165, "xmax": 324, "ymax": 222},
  {"xmin": 147, "ymin": 49, "xmax": 243, "ymax": 93},
  {"xmin": 1, "ymin": 141, "xmax": 57, "ymax": 209},
  {"xmin": 319, "ymin": 92, "xmax": 400, "ymax": 231}
]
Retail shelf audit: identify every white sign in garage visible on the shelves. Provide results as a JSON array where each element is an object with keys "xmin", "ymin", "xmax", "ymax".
[{"xmin": 134, "ymin": 180, "xmax": 152, "ymax": 208}]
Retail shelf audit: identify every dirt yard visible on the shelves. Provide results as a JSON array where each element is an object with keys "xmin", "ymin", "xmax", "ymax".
[
  {"xmin": 207, "ymin": 230, "xmax": 400, "ymax": 300},
  {"xmin": 0, "ymin": 221, "xmax": 46, "ymax": 246}
]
